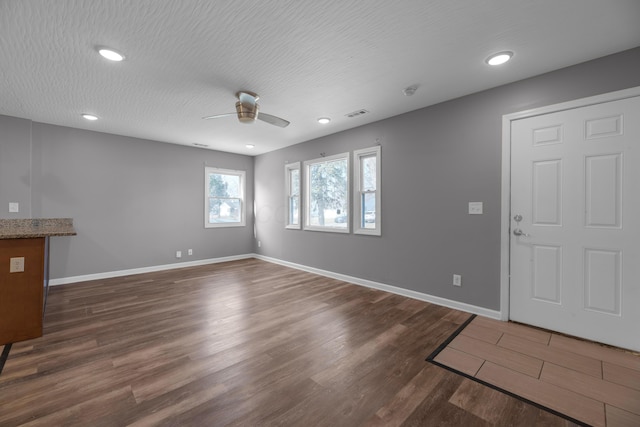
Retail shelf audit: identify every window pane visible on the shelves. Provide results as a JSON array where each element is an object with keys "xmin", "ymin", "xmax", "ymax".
[
  {"xmin": 362, "ymin": 192, "xmax": 376, "ymax": 229},
  {"xmin": 209, "ymin": 173, "xmax": 240, "ymax": 198},
  {"xmin": 290, "ymin": 169, "xmax": 300, "ymax": 196},
  {"xmin": 289, "ymin": 196, "xmax": 299, "ymax": 225},
  {"xmin": 209, "ymin": 198, "xmax": 241, "ymax": 223},
  {"xmin": 362, "ymin": 156, "xmax": 377, "ymax": 191},
  {"xmin": 308, "ymin": 158, "xmax": 348, "ymax": 229}
]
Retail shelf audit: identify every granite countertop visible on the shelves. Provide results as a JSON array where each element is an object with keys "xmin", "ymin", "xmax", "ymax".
[{"xmin": 0, "ymin": 218, "xmax": 77, "ymax": 239}]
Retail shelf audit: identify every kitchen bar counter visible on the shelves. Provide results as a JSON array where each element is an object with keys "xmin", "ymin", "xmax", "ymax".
[
  {"xmin": 0, "ymin": 218, "xmax": 76, "ymax": 369},
  {"xmin": 0, "ymin": 218, "xmax": 76, "ymax": 239}
]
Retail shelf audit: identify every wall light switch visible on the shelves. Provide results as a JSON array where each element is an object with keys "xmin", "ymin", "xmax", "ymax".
[
  {"xmin": 468, "ymin": 202, "xmax": 483, "ymax": 215},
  {"xmin": 9, "ymin": 202, "xmax": 19, "ymax": 213},
  {"xmin": 10, "ymin": 257, "xmax": 25, "ymax": 273},
  {"xmin": 176, "ymin": 251, "xmax": 182, "ymax": 259}
]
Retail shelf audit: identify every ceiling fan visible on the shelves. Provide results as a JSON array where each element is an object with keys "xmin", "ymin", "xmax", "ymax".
[{"xmin": 202, "ymin": 91, "xmax": 290, "ymax": 128}]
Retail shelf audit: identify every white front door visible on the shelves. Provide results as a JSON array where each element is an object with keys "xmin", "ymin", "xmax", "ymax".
[{"xmin": 509, "ymin": 94, "xmax": 640, "ymax": 351}]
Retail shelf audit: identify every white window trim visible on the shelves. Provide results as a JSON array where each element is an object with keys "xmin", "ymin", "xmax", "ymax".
[
  {"xmin": 353, "ymin": 146, "xmax": 381, "ymax": 236},
  {"xmin": 303, "ymin": 152, "xmax": 350, "ymax": 233},
  {"xmin": 285, "ymin": 162, "xmax": 301, "ymax": 229},
  {"xmin": 204, "ymin": 166, "xmax": 246, "ymax": 228}
]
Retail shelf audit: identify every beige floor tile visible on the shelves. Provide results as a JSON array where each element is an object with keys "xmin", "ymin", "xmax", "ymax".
[
  {"xmin": 499, "ymin": 332, "xmax": 602, "ymax": 378},
  {"xmin": 550, "ymin": 334, "xmax": 640, "ymax": 372},
  {"xmin": 434, "ymin": 346, "xmax": 484, "ymax": 377},
  {"xmin": 448, "ymin": 334, "xmax": 543, "ymax": 378},
  {"xmin": 460, "ymin": 322, "xmax": 503, "ymax": 345},
  {"xmin": 477, "ymin": 361, "xmax": 605, "ymax": 427},
  {"xmin": 472, "ymin": 316, "xmax": 551, "ymax": 345},
  {"xmin": 605, "ymin": 405, "xmax": 640, "ymax": 427},
  {"xmin": 541, "ymin": 362, "xmax": 640, "ymax": 416},
  {"xmin": 435, "ymin": 317, "xmax": 640, "ymax": 426},
  {"xmin": 604, "ymin": 362, "xmax": 640, "ymax": 392}
]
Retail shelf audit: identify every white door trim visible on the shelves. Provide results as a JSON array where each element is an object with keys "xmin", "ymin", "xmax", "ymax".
[{"xmin": 500, "ymin": 86, "xmax": 640, "ymax": 321}]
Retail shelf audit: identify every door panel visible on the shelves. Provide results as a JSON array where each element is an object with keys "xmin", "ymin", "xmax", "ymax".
[{"xmin": 510, "ymin": 95, "xmax": 640, "ymax": 351}]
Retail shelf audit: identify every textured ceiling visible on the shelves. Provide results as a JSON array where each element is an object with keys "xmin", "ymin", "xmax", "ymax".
[{"xmin": 1, "ymin": 1, "xmax": 639, "ymax": 155}]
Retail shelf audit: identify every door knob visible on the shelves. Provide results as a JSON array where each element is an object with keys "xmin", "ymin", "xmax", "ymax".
[{"xmin": 513, "ymin": 228, "xmax": 530, "ymax": 237}]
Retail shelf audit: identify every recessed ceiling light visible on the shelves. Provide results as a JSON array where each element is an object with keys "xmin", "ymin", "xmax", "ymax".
[
  {"xmin": 97, "ymin": 47, "xmax": 125, "ymax": 62},
  {"xmin": 81, "ymin": 113, "xmax": 98, "ymax": 121},
  {"xmin": 317, "ymin": 117, "xmax": 331, "ymax": 124},
  {"xmin": 486, "ymin": 51, "xmax": 513, "ymax": 66},
  {"xmin": 245, "ymin": 144, "xmax": 255, "ymax": 149}
]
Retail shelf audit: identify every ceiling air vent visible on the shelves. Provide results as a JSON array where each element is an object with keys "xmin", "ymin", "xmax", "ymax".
[{"xmin": 345, "ymin": 109, "xmax": 369, "ymax": 118}]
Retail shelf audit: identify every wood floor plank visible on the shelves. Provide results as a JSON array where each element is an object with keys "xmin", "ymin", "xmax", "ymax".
[
  {"xmin": 397, "ymin": 371, "xmax": 490, "ymax": 427},
  {"xmin": 18, "ymin": 386, "xmax": 136, "ymax": 427},
  {"xmin": 127, "ymin": 383, "xmax": 227, "ymax": 427},
  {"xmin": 477, "ymin": 361, "xmax": 606, "ymax": 427},
  {"xmin": 448, "ymin": 378, "xmax": 561, "ymax": 426},
  {"xmin": 0, "ymin": 259, "xmax": 587, "ymax": 426},
  {"xmin": 368, "ymin": 364, "xmax": 448, "ymax": 427}
]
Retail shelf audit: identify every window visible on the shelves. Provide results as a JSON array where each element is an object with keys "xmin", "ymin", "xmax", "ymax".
[
  {"xmin": 353, "ymin": 146, "xmax": 381, "ymax": 235},
  {"xmin": 304, "ymin": 152, "xmax": 349, "ymax": 233},
  {"xmin": 204, "ymin": 167, "xmax": 246, "ymax": 228},
  {"xmin": 285, "ymin": 162, "xmax": 301, "ymax": 229}
]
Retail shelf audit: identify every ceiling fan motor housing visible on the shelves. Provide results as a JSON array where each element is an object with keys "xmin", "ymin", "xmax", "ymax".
[{"xmin": 235, "ymin": 100, "xmax": 258, "ymax": 123}]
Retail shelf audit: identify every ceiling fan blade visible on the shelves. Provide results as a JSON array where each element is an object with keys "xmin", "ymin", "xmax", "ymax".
[
  {"xmin": 202, "ymin": 113, "xmax": 236, "ymax": 120},
  {"xmin": 257, "ymin": 113, "xmax": 290, "ymax": 128}
]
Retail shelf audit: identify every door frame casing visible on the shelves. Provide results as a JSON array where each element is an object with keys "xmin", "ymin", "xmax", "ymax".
[{"xmin": 499, "ymin": 86, "xmax": 640, "ymax": 321}]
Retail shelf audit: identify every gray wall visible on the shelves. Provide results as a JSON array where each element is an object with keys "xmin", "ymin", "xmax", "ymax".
[
  {"xmin": 0, "ymin": 119, "xmax": 255, "ymax": 279},
  {"xmin": 0, "ymin": 115, "xmax": 32, "ymax": 218},
  {"xmin": 254, "ymin": 47, "xmax": 640, "ymax": 311}
]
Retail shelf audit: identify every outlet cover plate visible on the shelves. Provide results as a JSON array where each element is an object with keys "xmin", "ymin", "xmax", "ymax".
[
  {"xmin": 453, "ymin": 274, "xmax": 462, "ymax": 287},
  {"xmin": 468, "ymin": 202, "xmax": 483, "ymax": 215},
  {"xmin": 10, "ymin": 257, "xmax": 25, "ymax": 273}
]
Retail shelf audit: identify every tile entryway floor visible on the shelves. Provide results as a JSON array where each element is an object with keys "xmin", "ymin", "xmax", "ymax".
[{"xmin": 432, "ymin": 316, "xmax": 640, "ymax": 427}]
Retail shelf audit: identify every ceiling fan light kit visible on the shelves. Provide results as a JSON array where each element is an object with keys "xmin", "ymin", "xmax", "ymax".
[
  {"xmin": 203, "ymin": 91, "xmax": 290, "ymax": 128},
  {"xmin": 235, "ymin": 100, "xmax": 258, "ymax": 123}
]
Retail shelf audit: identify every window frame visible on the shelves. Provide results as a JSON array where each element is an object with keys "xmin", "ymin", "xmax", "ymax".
[
  {"xmin": 285, "ymin": 162, "xmax": 301, "ymax": 229},
  {"xmin": 303, "ymin": 152, "xmax": 350, "ymax": 234},
  {"xmin": 204, "ymin": 166, "xmax": 246, "ymax": 228},
  {"xmin": 353, "ymin": 146, "xmax": 381, "ymax": 236}
]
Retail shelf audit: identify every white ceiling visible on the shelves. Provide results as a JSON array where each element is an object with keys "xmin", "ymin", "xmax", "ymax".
[{"xmin": 1, "ymin": 1, "xmax": 639, "ymax": 156}]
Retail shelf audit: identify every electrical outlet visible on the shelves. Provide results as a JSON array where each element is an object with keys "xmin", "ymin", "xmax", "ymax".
[
  {"xmin": 453, "ymin": 274, "xmax": 462, "ymax": 287},
  {"xmin": 188, "ymin": 249, "xmax": 193, "ymax": 256},
  {"xmin": 10, "ymin": 257, "xmax": 25, "ymax": 273},
  {"xmin": 9, "ymin": 202, "xmax": 19, "ymax": 213},
  {"xmin": 176, "ymin": 251, "xmax": 182, "ymax": 259}
]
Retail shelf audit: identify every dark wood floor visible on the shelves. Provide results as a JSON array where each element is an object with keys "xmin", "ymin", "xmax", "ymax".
[{"xmin": 0, "ymin": 259, "xmax": 580, "ymax": 426}]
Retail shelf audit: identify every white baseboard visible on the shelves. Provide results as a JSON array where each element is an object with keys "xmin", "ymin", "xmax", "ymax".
[
  {"xmin": 254, "ymin": 255, "xmax": 502, "ymax": 320},
  {"xmin": 48, "ymin": 254, "xmax": 255, "ymax": 286},
  {"xmin": 50, "ymin": 253, "xmax": 501, "ymax": 320}
]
